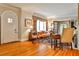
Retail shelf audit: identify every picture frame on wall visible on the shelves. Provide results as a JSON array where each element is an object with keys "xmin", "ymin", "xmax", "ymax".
[{"xmin": 24, "ymin": 18, "xmax": 32, "ymax": 28}]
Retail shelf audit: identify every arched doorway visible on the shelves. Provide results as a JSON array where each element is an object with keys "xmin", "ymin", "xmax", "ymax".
[{"xmin": 1, "ymin": 10, "xmax": 18, "ymax": 44}]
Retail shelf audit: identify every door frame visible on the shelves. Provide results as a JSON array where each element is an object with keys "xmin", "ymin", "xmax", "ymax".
[
  {"xmin": 1, "ymin": 10, "xmax": 19, "ymax": 44},
  {"xmin": 0, "ymin": 16, "xmax": 1, "ymax": 44}
]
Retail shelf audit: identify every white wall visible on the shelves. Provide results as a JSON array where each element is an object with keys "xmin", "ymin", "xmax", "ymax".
[
  {"xmin": 20, "ymin": 9, "xmax": 47, "ymax": 41},
  {"xmin": 0, "ymin": 4, "xmax": 47, "ymax": 42},
  {"xmin": 77, "ymin": 25, "xmax": 79, "ymax": 49},
  {"xmin": 21, "ymin": 10, "xmax": 33, "ymax": 41},
  {"xmin": 0, "ymin": 4, "xmax": 32, "ymax": 42},
  {"xmin": 0, "ymin": 4, "xmax": 21, "ymax": 43}
]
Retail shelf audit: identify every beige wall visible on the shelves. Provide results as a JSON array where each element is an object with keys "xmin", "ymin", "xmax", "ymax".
[
  {"xmin": 0, "ymin": 4, "xmax": 47, "ymax": 42},
  {"xmin": 0, "ymin": 17, "xmax": 1, "ymax": 43},
  {"xmin": 21, "ymin": 10, "xmax": 47, "ymax": 41},
  {"xmin": 0, "ymin": 4, "xmax": 21, "ymax": 43},
  {"xmin": 21, "ymin": 10, "xmax": 33, "ymax": 41},
  {"xmin": 77, "ymin": 4, "xmax": 79, "ymax": 49},
  {"xmin": 0, "ymin": 4, "xmax": 33, "ymax": 42},
  {"xmin": 0, "ymin": 4, "xmax": 32, "ymax": 42}
]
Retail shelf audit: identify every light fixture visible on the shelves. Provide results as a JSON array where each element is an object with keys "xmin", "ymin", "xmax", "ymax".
[
  {"xmin": 26, "ymin": 29, "xmax": 31, "ymax": 32},
  {"xmin": 30, "ymin": 26, "xmax": 33, "ymax": 29}
]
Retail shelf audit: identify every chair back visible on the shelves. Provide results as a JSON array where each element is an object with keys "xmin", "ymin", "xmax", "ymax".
[
  {"xmin": 61, "ymin": 28, "xmax": 74, "ymax": 43},
  {"xmin": 50, "ymin": 32, "xmax": 55, "ymax": 39},
  {"xmin": 31, "ymin": 30, "xmax": 37, "ymax": 38}
]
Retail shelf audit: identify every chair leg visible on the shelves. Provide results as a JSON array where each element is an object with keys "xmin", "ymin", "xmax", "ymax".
[
  {"xmin": 54, "ymin": 40, "xmax": 56, "ymax": 50},
  {"xmin": 32, "ymin": 39, "xmax": 34, "ymax": 44},
  {"xmin": 62, "ymin": 43, "xmax": 64, "ymax": 50},
  {"xmin": 32, "ymin": 39, "xmax": 36, "ymax": 44},
  {"xmin": 51, "ymin": 38, "xmax": 52, "ymax": 48},
  {"xmin": 37, "ymin": 38, "xmax": 39, "ymax": 42},
  {"xmin": 71, "ymin": 43, "xmax": 72, "ymax": 49},
  {"xmin": 56, "ymin": 40, "xmax": 57, "ymax": 47},
  {"xmin": 60, "ymin": 43, "xmax": 63, "ymax": 50}
]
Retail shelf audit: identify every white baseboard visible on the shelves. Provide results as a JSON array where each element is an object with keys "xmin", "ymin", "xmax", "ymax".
[{"xmin": 20, "ymin": 39, "xmax": 28, "ymax": 42}]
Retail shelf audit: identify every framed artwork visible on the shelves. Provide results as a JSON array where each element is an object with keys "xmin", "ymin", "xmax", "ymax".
[{"xmin": 25, "ymin": 18, "xmax": 32, "ymax": 28}]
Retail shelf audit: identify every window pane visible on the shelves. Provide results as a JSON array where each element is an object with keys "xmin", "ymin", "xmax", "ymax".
[
  {"xmin": 8, "ymin": 18, "xmax": 13, "ymax": 23},
  {"xmin": 43, "ymin": 22, "xmax": 46, "ymax": 31},
  {"xmin": 40, "ymin": 21, "xmax": 43, "ymax": 31},
  {"xmin": 37, "ymin": 20, "xmax": 46, "ymax": 32},
  {"xmin": 37, "ymin": 20, "xmax": 40, "ymax": 32}
]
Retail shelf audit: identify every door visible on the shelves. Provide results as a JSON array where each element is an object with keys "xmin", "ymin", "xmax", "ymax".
[{"xmin": 1, "ymin": 11, "xmax": 18, "ymax": 44}]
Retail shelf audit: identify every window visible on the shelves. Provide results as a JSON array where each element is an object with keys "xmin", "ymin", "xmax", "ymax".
[
  {"xmin": 8, "ymin": 18, "xmax": 13, "ymax": 23},
  {"xmin": 37, "ymin": 20, "xmax": 40, "ymax": 32},
  {"xmin": 60, "ymin": 24, "xmax": 68, "ymax": 35},
  {"xmin": 37, "ymin": 20, "xmax": 46, "ymax": 32},
  {"xmin": 43, "ymin": 22, "xmax": 46, "ymax": 31}
]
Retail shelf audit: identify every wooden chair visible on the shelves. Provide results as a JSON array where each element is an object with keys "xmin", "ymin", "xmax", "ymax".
[
  {"xmin": 53, "ymin": 35, "xmax": 61, "ymax": 49},
  {"xmin": 60, "ymin": 28, "xmax": 74, "ymax": 49},
  {"xmin": 50, "ymin": 32, "xmax": 56, "ymax": 48},
  {"xmin": 31, "ymin": 31, "xmax": 37, "ymax": 43},
  {"xmin": 50, "ymin": 33, "xmax": 61, "ymax": 49}
]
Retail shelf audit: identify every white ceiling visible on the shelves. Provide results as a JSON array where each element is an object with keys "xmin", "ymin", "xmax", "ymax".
[{"xmin": 9, "ymin": 3, "xmax": 78, "ymax": 18}]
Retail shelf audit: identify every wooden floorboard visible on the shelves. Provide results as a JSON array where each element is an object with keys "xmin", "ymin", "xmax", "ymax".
[{"xmin": 0, "ymin": 41, "xmax": 79, "ymax": 56}]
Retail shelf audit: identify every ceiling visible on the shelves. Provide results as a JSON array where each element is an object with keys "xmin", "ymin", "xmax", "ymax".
[{"xmin": 9, "ymin": 3, "xmax": 78, "ymax": 18}]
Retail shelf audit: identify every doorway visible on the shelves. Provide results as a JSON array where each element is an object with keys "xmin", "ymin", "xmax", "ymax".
[{"xmin": 1, "ymin": 10, "xmax": 18, "ymax": 44}]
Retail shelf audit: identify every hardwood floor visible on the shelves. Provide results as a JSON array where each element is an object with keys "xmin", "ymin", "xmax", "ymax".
[{"xmin": 0, "ymin": 41, "xmax": 79, "ymax": 56}]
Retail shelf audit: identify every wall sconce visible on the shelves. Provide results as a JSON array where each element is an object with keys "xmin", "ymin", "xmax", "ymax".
[{"xmin": 26, "ymin": 29, "xmax": 31, "ymax": 32}]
